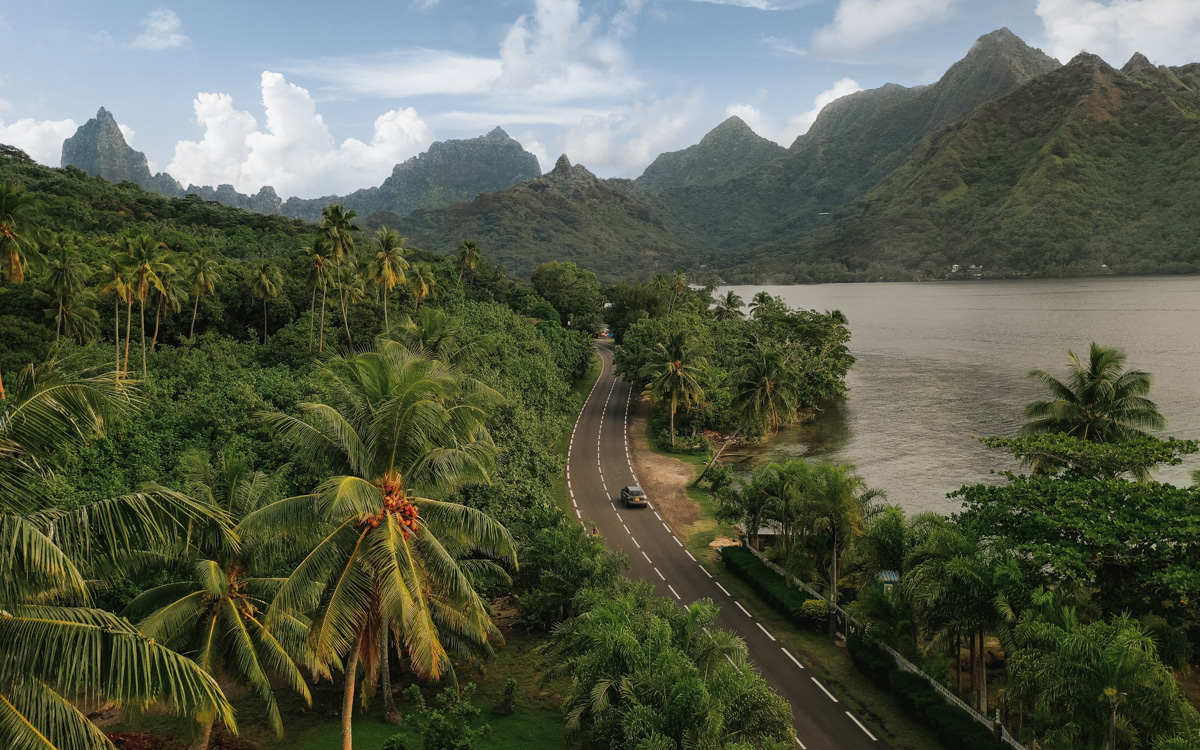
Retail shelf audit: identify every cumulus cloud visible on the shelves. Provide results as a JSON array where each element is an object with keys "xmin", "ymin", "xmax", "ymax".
[
  {"xmin": 560, "ymin": 91, "xmax": 704, "ymax": 176},
  {"xmin": 778, "ymin": 77, "xmax": 862, "ymax": 144},
  {"xmin": 685, "ymin": 0, "xmax": 815, "ymax": 8},
  {"xmin": 288, "ymin": 0, "xmax": 637, "ymax": 107},
  {"xmin": 724, "ymin": 103, "xmax": 770, "ymax": 135},
  {"xmin": 812, "ymin": 0, "xmax": 958, "ymax": 55},
  {"xmin": 167, "ymin": 72, "xmax": 431, "ymax": 198},
  {"xmin": 516, "ymin": 129, "xmax": 553, "ymax": 173},
  {"xmin": 0, "ymin": 117, "xmax": 78, "ymax": 165},
  {"xmin": 1036, "ymin": 0, "xmax": 1200, "ymax": 65},
  {"xmin": 131, "ymin": 8, "xmax": 188, "ymax": 51}
]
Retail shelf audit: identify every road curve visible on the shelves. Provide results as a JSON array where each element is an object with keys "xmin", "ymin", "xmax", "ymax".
[{"xmin": 565, "ymin": 342, "xmax": 887, "ymax": 750}]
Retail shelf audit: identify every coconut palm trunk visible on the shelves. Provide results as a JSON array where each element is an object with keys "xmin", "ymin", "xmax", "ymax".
[
  {"xmin": 152, "ymin": 297, "xmax": 163, "ymax": 351},
  {"xmin": 263, "ymin": 297, "xmax": 269, "ymax": 345},
  {"xmin": 319, "ymin": 286, "xmax": 327, "ymax": 353},
  {"xmin": 979, "ymin": 625, "xmax": 988, "ymax": 712},
  {"xmin": 693, "ymin": 425, "xmax": 742, "ymax": 487},
  {"xmin": 55, "ymin": 299, "xmax": 64, "ymax": 343},
  {"xmin": 123, "ymin": 297, "xmax": 133, "ymax": 376},
  {"xmin": 308, "ymin": 287, "xmax": 317, "ymax": 351},
  {"xmin": 190, "ymin": 292, "xmax": 201, "ymax": 338},
  {"xmin": 379, "ymin": 619, "xmax": 400, "ymax": 724},
  {"xmin": 114, "ymin": 296, "xmax": 121, "ymax": 384},
  {"xmin": 190, "ymin": 718, "xmax": 214, "ymax": 750},
  {"xmin": 0, "ymin": 364, "xmax": 5, "ymax": 400},
  {"xmin": 342, "ymin": 631, "xmax": 363, "ymax": 750},
  {"xmin": 140, "ymin": 296, "xmax": 148, "ymax": 377},
  {"xmin": 669, "ymin": 393, "xmax": 677, "ymax": 446},
  {"xmin": 382, "ymin": 285, "xmax": 389, "ymax": 331},
  {"xmin": 341, "ymin": 292, "xmax": 353, "ymax": 345}
]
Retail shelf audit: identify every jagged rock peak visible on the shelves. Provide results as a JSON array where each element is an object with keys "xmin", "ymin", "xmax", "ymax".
[
  {"xmin": 61, "ymin": 107, "xmax": 155, "ymax": 190},
  {"xmin": 1066, "ymin": 51, "xmax": 1112, "ymax": 71},
  {"xmin": 551, "ymin": 154, "xmax": 573, "ymax": 175}
]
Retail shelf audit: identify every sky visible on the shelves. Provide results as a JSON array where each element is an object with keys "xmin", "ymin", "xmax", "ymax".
[{"xmin": 2, "ymin": 0, "xmax": 1198, "ymax": 200}]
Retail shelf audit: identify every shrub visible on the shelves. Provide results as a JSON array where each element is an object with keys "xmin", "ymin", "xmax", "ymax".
[
  {"xmin": 382, "ymin": 736, "xmax": 408, "ymax": 750},
  {"xmin": 925, "ymin": 704, "xmax": 1008, "ymax": 750},
  {"xmin": 888, "ymin": 670, "xmax": 942, "ymax": 718},
  {"xmin": 845, "ymin": 634, "xmax": 892, "ymax": 688},
  {"xmin": 720, "ymin": 546, "xmax": 826, "ymax": 632}
]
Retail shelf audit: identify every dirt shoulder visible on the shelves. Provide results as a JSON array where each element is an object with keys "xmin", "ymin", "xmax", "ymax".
[{"xmin": 627, "ymin": 395, "xmax": 699, "ymax": 529}]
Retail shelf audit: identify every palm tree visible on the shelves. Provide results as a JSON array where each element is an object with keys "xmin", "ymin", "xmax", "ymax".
[
  {"xmin": 714, "ymin": 290, "xmax": 744, "ymax": 320},
  {"xmin": 803, "ymin": 463, "xmax": 883, "ymax": 632},
  {"xmin": 749, "ymin": 291, "xmax": 775, "ymax": 319},
  {"xmin": 243, "ymin": 342, "xmax": 516, "ymax": 750},
  {"xmin": 666, "ymin": 270, "xmax": 689, "ymax": 314},
  {"xmin": 1023, "ymin": 343, "xmax": 1166, "ymax": 444},
  {"xmin": 303, "ymin": 239, "xmax": 333, "ymax": 353},
  {"xmin": 98, "ymin": 253, "xmax": 131, "ymax": 383},
  {"xmin": 39, "ymin": 234, "xmax": 92, "ymax": 344},
  {"xmin": 694, "ymin": 346, "xmax": 798, "ymax": 486},
  {"xmin": 0, "ymin": 358, "xmax": 237, "ymax": 748},
  {"xmin": 0, "ymin": 182, "xmax": 39, "ymax": 285},
  {"xmin": 319, "ymin": 205, "xmax": 361, "ymax": 343},
  {"xmin": 639, "ymin": 331, "xmax": 707, "ymax": 447},
  {"xmin": 393, "ymin": 307, "xmax": 469, "ymax": 363},
  {"xmin": 185, "ymin": 251, "xmax": 222, "ymax": 339},
  {"xmin": 150, "ymin": 265, "xmax": 186, "ymax": 351},
  {"xmin": 455, "ymin": 239, "xmax": 481, "ymax": 287},
  {"xmin": 125, "ymin": 449, "xmax": 305, "ymax": 750},
  {"xmin": 408, "ymin": 263, "xmax": 436, "ymax": 309},
  {"xmin": 367, "ymin": 229, "xmax": 409, "ymax": 331},
  {"xmin": 904, "ymin": 527, "xmax": 996, "ymax": 712},
  {"xmin": 49, "ymin": 289, "xmax": 101, "ymax": 345},
  {"xmin": 126, "ymin": 234, "xmax": 173, "ymax": 377},
  {"xmin": 251, "ymin": 259, "xmax": 284, "ymax": 345},
  {"xmin": 334, "ymin": 263, "xmax": 366, "ymax": 344}
]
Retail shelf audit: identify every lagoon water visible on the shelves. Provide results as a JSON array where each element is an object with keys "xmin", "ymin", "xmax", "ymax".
[{"xmin": 721, "ymin": 277, "xmax": 1200, "ymax": 515}]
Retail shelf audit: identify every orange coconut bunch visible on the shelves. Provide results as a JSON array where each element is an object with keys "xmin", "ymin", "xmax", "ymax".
[{"xmin": 364, "ymin": 470, "xmax": 422, "ymax": 538}]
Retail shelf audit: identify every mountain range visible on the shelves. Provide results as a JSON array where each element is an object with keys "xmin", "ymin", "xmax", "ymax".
[{"xmin": 26, "ymin": 28, "xmax": 1200, "ymax": 281}]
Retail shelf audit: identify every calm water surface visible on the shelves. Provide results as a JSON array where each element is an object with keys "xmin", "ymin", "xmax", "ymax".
[{"xmin": 721, "ymin": 277, "xmax": 1200, "ymax": 514}]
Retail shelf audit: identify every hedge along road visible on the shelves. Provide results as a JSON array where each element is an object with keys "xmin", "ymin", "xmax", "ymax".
[{"xmin": 565, "ymin": 342, "xmax": 887, "ymax": 750}]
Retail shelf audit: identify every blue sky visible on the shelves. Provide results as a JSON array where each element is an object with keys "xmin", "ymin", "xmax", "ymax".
[{"xmin": 2, "ymin": 0, "xmax": 1198, "ymax": 199}]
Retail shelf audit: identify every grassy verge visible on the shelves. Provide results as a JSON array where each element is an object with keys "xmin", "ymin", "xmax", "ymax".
[
  {"xmin": 642, "ymin": 422, "xmax": 943, "ymax": 750},
  {"xmin": 550, "ymin": 351, "xmax": 603, "ymax": 512},
  {"xmin": 110, "ymin": 631, "xmax": 567, "ymax": 750}
]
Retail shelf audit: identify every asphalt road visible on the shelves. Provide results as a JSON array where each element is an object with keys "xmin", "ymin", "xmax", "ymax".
[{"xmin": 564, "ymin": 343, "xmax": 887, "ymax": 750}]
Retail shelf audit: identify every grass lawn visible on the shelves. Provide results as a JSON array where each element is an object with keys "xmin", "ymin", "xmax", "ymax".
[
  {"xmin": 644, "ymin": 425, "xmax": 944, "ymax": 750},
  {"xmin": 111, "ymin": 631, "xmax": 568, "ymax": 750},
  {"xmin": 550, "ymin": 351, "xmax": 602, "ymax": 512}
]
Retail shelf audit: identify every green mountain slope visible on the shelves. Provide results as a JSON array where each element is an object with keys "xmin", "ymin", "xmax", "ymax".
[
  {"xmin": 656, "ymin": 28, "xmax": 1061, "ymax": 262},
  {"xmin": 397, "ymin": 155, "xmax": 691, "ymax": 281},
  {"xmin": 790, "ymin": 52, "xmax": 1200, "ymax": 278},
  {"xmin": 634, "ymin": 116, "xmax": 785, "ymax": 191}
]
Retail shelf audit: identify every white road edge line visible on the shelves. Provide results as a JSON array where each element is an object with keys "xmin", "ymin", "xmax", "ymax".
[
  {"xmin": 574, "ymin": 509, "xmax": 581, "ymax": 519},
  {"xmin": 845, "ymin": 712, "xmax": 878, "ymax": 741},
  {"xmin": 673, "ymin": 536, "xmax": 683, "ymax": 547},
  {"xmin": 811, "ymin": 678, "xmax": 838, "ymax": 703},
  {"xmin": 715, "ymin": 582, "xmax": 731, "ymax": 596},
  {"xmin": 782, "ymin": 647, "xmax": 804, "ymax": 669},
  {"xmin": 756, "ymin": 622, "xmax": 777, "ymax": 641},
  {"xmin": 735, "ymin": 601, "xmax": 751, "ymax": 617},
  {"xmin": 699, "ymin": 565, "xmax": 712, "ymax": 578},
  {"xmin": 685, "ymin": 549, "xmax": 696, "ymax": 561}
]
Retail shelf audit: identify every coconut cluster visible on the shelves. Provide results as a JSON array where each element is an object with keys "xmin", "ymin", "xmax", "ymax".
[{"xmin": 364, "ymin": 470, "xmax": 420, "ymax": 538}]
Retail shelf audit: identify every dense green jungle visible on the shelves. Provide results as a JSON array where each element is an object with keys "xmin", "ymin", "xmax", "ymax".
[{"xmin": 3, "ymin": 144, "xmax": 1200, "ymax": 750}]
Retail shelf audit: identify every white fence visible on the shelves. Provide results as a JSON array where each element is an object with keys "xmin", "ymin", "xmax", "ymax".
[{"xmin": 740, "ymin": 543, "xmax": 1026, "ymax": 750}]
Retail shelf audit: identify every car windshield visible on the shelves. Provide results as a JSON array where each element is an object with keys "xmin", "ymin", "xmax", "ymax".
[{"xmin": 627, "ymin": 486, "xmax": 644, "ymax": 495}]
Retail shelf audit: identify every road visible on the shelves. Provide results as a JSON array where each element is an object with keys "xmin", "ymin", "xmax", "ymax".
[{"xmin": 564, "ymin": 343, "xmax": 886, "ymax": 750}]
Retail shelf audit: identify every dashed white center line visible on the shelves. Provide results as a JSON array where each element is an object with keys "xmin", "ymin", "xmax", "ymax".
[
  {"xmin": 715, "ymin": 582, "xmax": 731, "ymax": 597},
  {"xmin": 698, "ymin": 565, "xmax": 712, "ymax": 579},
  {"xmin": 734, "ymin": 601, "xmax": 751, "ymax": 617},
  {"xmin": 654, "ymin": 567, "xmax": 665, "ymax": 580},
  {"xmin": 667, "ymin": 584, "xmax": 681, "ymax": 600},
  {"xmin": 782, "ymin": 648, "xmax": 804, "ymax": 669},
  {"xmin": 756, "ymin": 623, "xmax": 777, "ymax": 641},
  {"xmin": 795, "ymin": 739, "xmax": 807, "ymax": 749},
  {"xmin": 642, "ymin": 551, "xmax": 652, "ymax": 564},
  {"xmin": 615, "ymin": 512, "xmax": 623, "ymax": 522},
  {"xmin": 811, "ymin": 678, "xmax": 838, "ymax": 703},
  {"xmin": 622, "ymin": 524, "xmax": 630, "ymax": 534},
  {"xmin": 631, "ymin": 537, "xmax": 640, "ymax": 548},
  {"xmin": 846, "ymin": 712, "xmax": 878, "ymax": 741}
]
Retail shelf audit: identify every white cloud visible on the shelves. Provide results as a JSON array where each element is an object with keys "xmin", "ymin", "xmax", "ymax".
[
  {"xmin": 724, "ymin": 103, "xmax": 770, "ymax": 136},
  {"xmin": 516, "ymin": 129, "xmax": 552, "ymax": 173},
  {"xmin": 0, "ymin": 117, "xmax": 78, "ymax": 166},
  {"xmin": 131, "ymin": 8, "xmax": 188, "ymax": 51},
  {"xmin": 560, "ymin": 91, "xmax": 704, "ymax": 176},
  {"xmin": 1036, "ymin": 0, "xmax": 1200, "ymax": 65},
  {"xmin": 685, "ymin": 0, "xmax": 814, "ymax": 8},
  {"xmin": 762, "ymin": 35, "xmax": 807, "ymax": 56},
  {"xmin": 0, "ymin": 99, "xmax": 10, "ymax": 114},
  {"xmin": 812, "ymin": 0, "xmax": 958, "ymax": 55},
  {"xmin": 288, "ymin": 0, "xmax": 637, "ymax": 105},
  {"xmin": 778, "ymin": 77, "xmax": 862, "ymax": 144},
  {"xmin": 118, "ymin": 124, "xmax": 135, "ymax": 144},
  {"xmin": 167, "ymin": 72, "xmax": 432, "ymax": 199}
]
